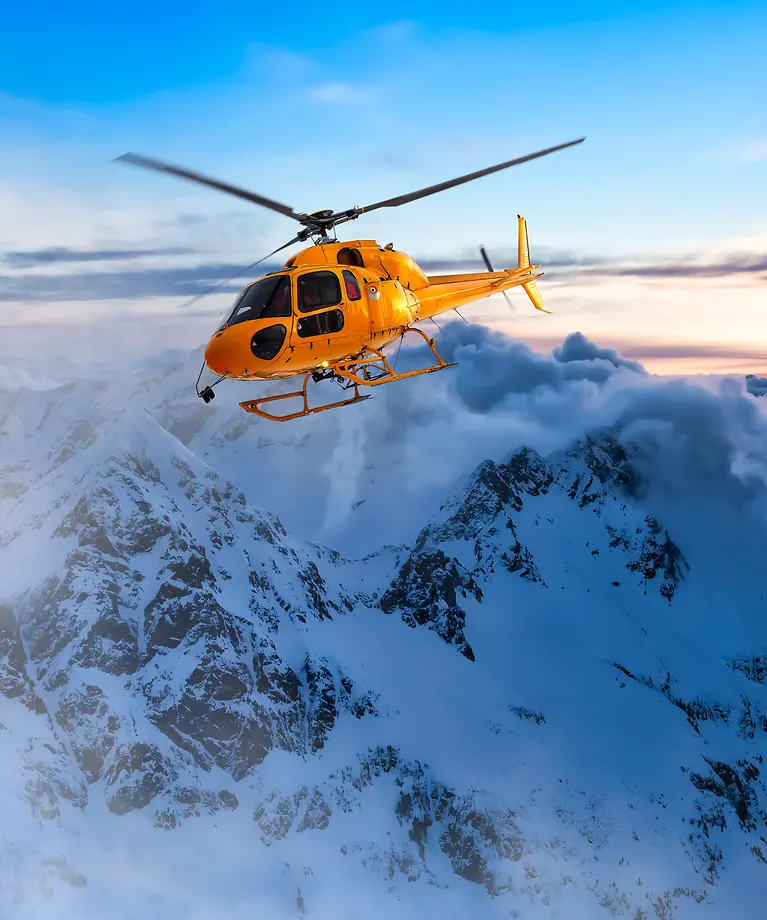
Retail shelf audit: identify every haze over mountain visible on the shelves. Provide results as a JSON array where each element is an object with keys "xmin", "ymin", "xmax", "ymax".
[{"xmin": 1, "ymin": 325, "xmax": 766, "ymax": 919}]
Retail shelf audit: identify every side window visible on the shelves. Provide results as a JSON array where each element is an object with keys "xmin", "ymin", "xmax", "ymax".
[
  {"xmin": 251, "ymin": 324, "xmax": 287, "ymax": 360},
  {"xmin": 342, "ymin": 270, "xmax": 361, "ymax": 301},
  {"xmin": 296, "ymin": 309, "xmax": 344, "ymax": 338},
  {"xmin": 298, "ymin": 271, "xmax": 341, "ymax": 313}
]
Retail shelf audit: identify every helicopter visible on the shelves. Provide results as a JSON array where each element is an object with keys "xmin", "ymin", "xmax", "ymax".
[{"xmin": 116, "ymin": 137, "xmax": 584, "ymax": 421}]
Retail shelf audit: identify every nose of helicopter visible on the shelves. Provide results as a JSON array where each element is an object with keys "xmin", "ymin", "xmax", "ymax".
[
  {"xmin": 205, "ymin": 321, "xmax": 290, "ymax": 378},
  {"xmin": 204, "ymin": 331, "xmax": 232, "ymax": 377}
]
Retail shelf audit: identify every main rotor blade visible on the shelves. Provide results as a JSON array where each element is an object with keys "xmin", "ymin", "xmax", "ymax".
[
  {"xmin": 359, "ymin": 138, "xmax": 585, "ymax": 214},
  {"xmin": 115, "ymin": 153, "xmax": 305, "ymax": 222},
  {"xmin": 176, "ymin": 234, "xmax": 303, "ymax": 312}
]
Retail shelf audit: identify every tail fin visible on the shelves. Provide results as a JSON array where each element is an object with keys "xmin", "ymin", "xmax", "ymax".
[
  {"xmin": 518, "ymin": 214, "xmax": 531, "ymax": 269},
  {"xmin": 517, "ymin": 215, "xmax": 551, "ymax": 314}
]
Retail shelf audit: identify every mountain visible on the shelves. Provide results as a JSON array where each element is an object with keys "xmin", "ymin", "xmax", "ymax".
[{"xmin": 1, "ymin": 346, "xmax": 766, "ymax": 919}]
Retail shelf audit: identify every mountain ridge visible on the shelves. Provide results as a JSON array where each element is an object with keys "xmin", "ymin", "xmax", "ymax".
[{"xmin": 1, "ymin": 351, "xmax": 767, "ymax": 918}]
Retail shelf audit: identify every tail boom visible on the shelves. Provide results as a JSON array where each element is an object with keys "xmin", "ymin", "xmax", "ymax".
[{"xmin": 418, "ymin": 215, "xmax": 550, "ymax": 318}]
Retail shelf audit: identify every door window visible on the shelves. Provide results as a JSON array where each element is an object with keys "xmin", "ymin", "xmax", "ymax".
[
  {"xmin": 298, "ymin": 271, "xmax": 342, "ymax": 313},
  {"xmin": 296, "ymin": 309, "xmax": 345, "ymax": 338}
]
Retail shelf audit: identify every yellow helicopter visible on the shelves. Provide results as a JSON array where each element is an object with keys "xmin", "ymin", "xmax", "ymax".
[{"xmin": 117, "ymin": 138, "xmax": 584, "ymax": 421}]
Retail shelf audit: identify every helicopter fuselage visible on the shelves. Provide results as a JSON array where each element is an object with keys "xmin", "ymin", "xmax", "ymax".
[{"xmin": 203, "ymin": 230, "xmax": 544, "ymax": 383}]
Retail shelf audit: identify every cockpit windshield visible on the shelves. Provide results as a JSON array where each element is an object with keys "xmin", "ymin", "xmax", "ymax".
[{"xmin": 226, "ymin": 275, "xmax": 291, "ymax": 326}]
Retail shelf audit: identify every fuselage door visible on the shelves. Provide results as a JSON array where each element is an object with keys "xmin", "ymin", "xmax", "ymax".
[
  {"xmin": 293, "ymin": 270, "xmax": 345, "ymax": 342},
  {"xmin": 287, "ymin": 268, "xmax": 365, "ymax": 370}
]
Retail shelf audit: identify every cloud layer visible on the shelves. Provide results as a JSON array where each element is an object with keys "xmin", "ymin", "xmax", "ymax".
[
  {"xmin": 2, "ymin": 243, "xmax": 765, "ymax": 305},
  {"xmin": 163, "ymin": 322, "xmax": 766, "ymax": 561},
  {"xmin": 0, "ymin": 261, "xmax": 250, "ymax": 302},
  {"xmin": 2, "ymin": 246, "xmax": 195, "ymax": 269},
  {"xmin": 420, "ymin": 248, "xmax": 767, "ymax": 281}
]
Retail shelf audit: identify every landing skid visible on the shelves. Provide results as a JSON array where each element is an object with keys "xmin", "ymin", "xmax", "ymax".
[
  {"xmin": 239, "ymin": 374, "xmax": 371, "ymax": 423},
  {"xmin": 239, "ymin": 326, "xmax": 456, "ymax": 422}
]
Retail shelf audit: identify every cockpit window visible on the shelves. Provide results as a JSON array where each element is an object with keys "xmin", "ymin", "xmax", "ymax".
[{"xmin": 227, "ymin": 275, "xmax": 291, "ymax": 325}]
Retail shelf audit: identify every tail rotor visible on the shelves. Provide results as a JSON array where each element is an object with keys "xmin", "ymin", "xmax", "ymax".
[{"xmin": 479, "ymin": 245, "xmax": 516, "ymax": 314}]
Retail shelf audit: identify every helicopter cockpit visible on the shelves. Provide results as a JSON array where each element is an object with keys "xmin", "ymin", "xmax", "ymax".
[{"xmin": 225, "ymin": 274, "xmax": 292, "ymax": 327}]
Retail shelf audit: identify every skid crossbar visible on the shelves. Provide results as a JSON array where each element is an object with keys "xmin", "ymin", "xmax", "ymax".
[
  {"xmin": 335, "ymin": 327, "xmax": 456, "ymax": 388},
  {"xmin": 239, "ymin": 373, "xmax": 370, "ymax": 422}
]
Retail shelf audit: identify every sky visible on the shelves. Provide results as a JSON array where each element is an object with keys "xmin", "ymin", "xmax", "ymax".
[{"xmin": 0, "ymin": 0, "xmax": 766, "ymax": 374}]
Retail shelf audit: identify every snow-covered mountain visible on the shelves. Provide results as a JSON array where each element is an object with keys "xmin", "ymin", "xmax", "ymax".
[{"xmin": 1, "ymin": 334, "xmax": 766, "ymax": 919}]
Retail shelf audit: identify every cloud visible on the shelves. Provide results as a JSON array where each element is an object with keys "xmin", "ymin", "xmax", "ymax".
[
  {"xmin": 0, "ymin": 362, "xmax": 60, "ymax": 391},
  {"xmin": 294, "ymin": 322, "xmax": 767, "ymax": 552},
  {"xmin": 416, "ymin": 250, "xmax": 767, "ymax": 281},
  {"xmin": 0, "ymin": 262, "xmax": 273, "ymax": 302},
  {"xmin": 414, "ymin": 245, "xmax": 602, "ymax": 275},
  {"xmin": 615, "ymin": 341, "xmax": 761, "ymax": 361},
  {"xmin": 609, "ymin": 377, "xmax": 767, "ymax": 523},
  {"xmin": 2, "ymin": 246, "xmax": 196, "ymax": 269},
  {"xmin": 426, "ymin": 327, "xmax": 645, "ymax": 414},
  {"xmin": 552, "ymin": 331, "xmax": 646, "ymax": 371},
  {"xmin": 4, "ymin": 240, "xmax": 764, "ymax": 305},
  {"xmin": 513, "ymin": 335, "xmax": 767, "ymax": 371},
  {"xmin": 594, "ymin": 253, "xmax": 767, "ymax": 280},
  {"xmin": 746, "ymin": 375, "xmax": 767, "ymax": 398},
  {"xmin": 5, "ymin": 320, "xmax": 767, "ymax": 572},
  {"xmin": 96, "ymin": 320, "xmax": 760, "ymax": 576},
  {"xmin": 724, "ymin": 138, "xmax": 767, "ymax": 164}
]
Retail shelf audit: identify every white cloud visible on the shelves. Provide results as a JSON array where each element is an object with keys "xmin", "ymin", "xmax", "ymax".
[
  {"xmin": 0, "ymin": 362, "xmax": 60, "ymax": 391},
  {"xmin": 725, "ymin": 138, "xmax": 767, "ymax": 164},
  {"xmin": 6, "ymin": 322, "xmax": 767, "ymax": 572},
  {"xmin": 89, "ymin": 323, "xmax": 754, "ymax": 557}
]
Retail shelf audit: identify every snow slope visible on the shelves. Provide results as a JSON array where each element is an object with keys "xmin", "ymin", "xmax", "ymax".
[{"xmin": 1, "ymin": 335, "xmax": 766, "ymax": 919}]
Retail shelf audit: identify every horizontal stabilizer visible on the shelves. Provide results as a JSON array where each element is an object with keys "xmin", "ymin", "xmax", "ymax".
[{"xmin": 522, "ymin": 279, "xmax": 551, "ymax": 314}]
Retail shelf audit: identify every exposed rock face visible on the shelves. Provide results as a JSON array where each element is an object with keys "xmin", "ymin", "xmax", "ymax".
[
  {"xmin": 728, "ymin": 655, "xmax": 767, "ymax": 685},
  {"xmin": 253, "ymin": 744, "xmax": 526, "ymax": 893},
  {"xmin": 380, "ymin": 549, "xmax": 482, "ymax": 660},
  {"xmin": 2, "ymin": 423, "xmax": 379, "ymax": 832},
  {"xmin": 0, "ymin": 603, "xmax": 44, "ymax": 712},
  {"xmin": 380, "ymin": 438, "xmax": 687, "ymax": 659},
  {"xmin": 104, "ymin": 743, "xmax": 172, "ymax": 815}
]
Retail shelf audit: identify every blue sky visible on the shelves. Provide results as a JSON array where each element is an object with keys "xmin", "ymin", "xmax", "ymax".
[
  {"xmin": 3, "ymin": 1, "xmax": 754, "ymax": 105},
  {"xmin": 1, "ymin": 1, "xmax": 766, "ymax": 372}
]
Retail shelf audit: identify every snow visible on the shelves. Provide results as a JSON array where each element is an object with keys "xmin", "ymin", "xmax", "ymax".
[{"xmin": 1, "ymin": 330, "xmax": 767, "ymax": 918}]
